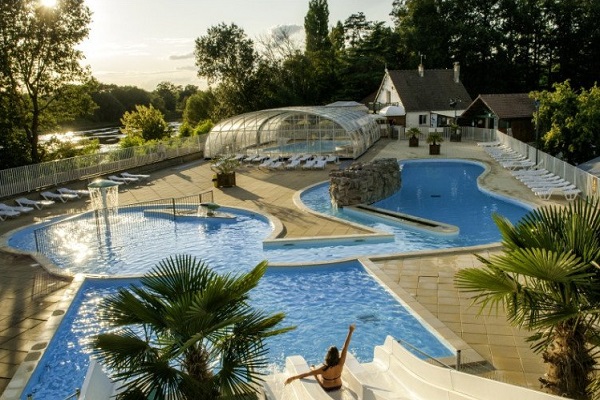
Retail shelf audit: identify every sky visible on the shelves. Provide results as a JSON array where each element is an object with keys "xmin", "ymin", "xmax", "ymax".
[{"xmin": 78, "ymin": 0, "xmax": 394, "ymax": 91}]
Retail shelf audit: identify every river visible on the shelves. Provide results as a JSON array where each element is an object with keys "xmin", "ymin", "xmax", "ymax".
[{"xmin": 41, "ymin": 122, "xmax": 181, "ymax": 152}]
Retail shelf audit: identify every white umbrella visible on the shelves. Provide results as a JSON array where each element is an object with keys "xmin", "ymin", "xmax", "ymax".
[{"xmin": 379, "ymin": 105, "xmax": 406, "ymax": 116}]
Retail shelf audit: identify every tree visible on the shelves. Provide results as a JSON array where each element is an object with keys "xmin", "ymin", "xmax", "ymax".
[
  {"xmin": 92, "ymin": 255, "xmax": 293, "ymax": 399},
  {"xmin": 303, "ymin": 0, "xmax": 336, "ymax": 104},
  {"xmin": 195, "ymin": 23, "xmax": 256, "ymax": 85},
  {"xmin": 0, "ymin": 0, "xmax": 92, "ymax": 163},
  {"xmin": 532, "ymin": 81, "xmax": 600, "ymax": 164},
  {"xmin": 120, "ymin": 104, "xmax": 170, "ymax": 143},
  {"xmin": 455, "ymin": 199, "xmax": 600, "ymax": 399},
  {"xmin": 304, "ymin": 0, "xmax": 332, "ymax": 54},
  {"xmin": 183, "ymin": 90, "xmax": 216, "ymax": 127},
  {"xmin": 152, "ymin": 81, "xmax": 181, "ymax": 120}
]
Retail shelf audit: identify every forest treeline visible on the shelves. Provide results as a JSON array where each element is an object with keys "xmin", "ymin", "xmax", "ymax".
[{"xmin": 1, "ymin": 0, "xmax": 599, "ymax": 168}]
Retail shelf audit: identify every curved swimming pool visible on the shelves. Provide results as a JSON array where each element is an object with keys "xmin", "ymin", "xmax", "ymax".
[{"xmin": 8, "ymin": 159, "xmax": 532, "ymax": 399}]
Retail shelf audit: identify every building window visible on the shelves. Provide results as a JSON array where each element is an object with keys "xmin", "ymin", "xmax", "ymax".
[
  {"xmin": 386, "ymin": 90, "xmax": 391, "ymax": 104},
  {"xmin": 419, "ymin": 114, "xmax": 427, "ymax": 125}
]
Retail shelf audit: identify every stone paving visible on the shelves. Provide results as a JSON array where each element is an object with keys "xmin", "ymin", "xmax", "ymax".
[{"xmin": 0, "ymin": 138, "xmax": 570, "ymax": 395}]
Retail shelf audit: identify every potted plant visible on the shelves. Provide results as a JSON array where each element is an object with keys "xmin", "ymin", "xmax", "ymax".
[
  {"xmin": 427, "ymin": 131, "xmax": 444, "ymax": 155},
  {"xmin": 406, "ymin": 127, "xmax": 420, "ymax": 147},
  {"xmin": 449, "ymin": 123, "xmax": 462, "ymax": 142},
  {"xmin": 210, "ymin": 156, "xmax": 240, "ymax": 187}
]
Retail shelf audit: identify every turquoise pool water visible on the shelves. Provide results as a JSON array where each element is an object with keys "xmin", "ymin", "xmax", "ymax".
[
  {"xmin": 23, "ymin": 261, "xmax": 453, "ymax": 399},
  {"xmin": 11, "ymin": 159, "xmax": 532, "ymax": 399}
]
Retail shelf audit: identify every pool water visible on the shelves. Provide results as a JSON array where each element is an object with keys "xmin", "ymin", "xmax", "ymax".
[
  {"xmin": 12, "ymin": 159, "xmax": 532, "ymax": 399},
  {"xmin": 295, "ymin": 160, "xmax": 530, "ymax": 253},
  {"xmin": 23, "ymin": 261, "xmax": 452, "ymax": 400},
  {"xmin": 10, "ymin": 161, "xmax": 531, "ymax": 275}
]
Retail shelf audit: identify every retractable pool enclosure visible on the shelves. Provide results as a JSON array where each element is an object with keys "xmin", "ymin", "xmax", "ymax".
[{"xmin": 204, "ymin": 105, "xmax": 382, "ymax": 159}]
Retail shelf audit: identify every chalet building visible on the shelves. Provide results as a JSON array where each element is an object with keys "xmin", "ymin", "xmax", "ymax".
[
  {"xmin": 460, "ymin": 93, "xmax": 537, "ymax": 142},
  {"xmin": 372, "ymin": 62, "xmax": 472, "ymax": 129}
]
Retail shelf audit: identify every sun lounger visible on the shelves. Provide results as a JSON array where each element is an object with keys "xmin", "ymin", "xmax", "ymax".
[
  {"xmin": 477, "ymin": 141, "xmax": 501, "ymax": 147},
  {"xmin": 108, "ymin": 175, "xmax": 138, "ymax": 184},
  {"xmin": 325, "ymin": 154, "xmax": 338, "ymax": 163},
  {"xmin": 500, "ymin": 160, "xmax": 536, "ymax": 170},
  {"xmin": 57, "ymin": 187, "xmax": 90, "ymax": 197},
  {"xmin": 299, "ymin": 154, "xmax": 313, "ymax": 162},
  {"xmin": 511, "ymin": 168, "xmax": 549, "ymax": 177},
  {"xmin": 41, "ymin": 191, "xmax": 78, "ymax": 203},
  {"xmin": 518, "ymin": 174, "xmax": 561, "ymax": 184},
  {"xmin": 302, "ymin": 159, "xmax": 317, "ymax": 169},
  {"xmin": 0, "ymin": 209, "xmax": 20, "ymax": 220},
  {"xmin": 122, "ymin": 172, "xmax": 150, "ymax": 180},
  {"xmin": 310, "ymin": 159, "xmax": 327, "ymax": 169},
  {"xmin": 527, "ymin": 181, "xmax": 574, "ymax": 191},
  {"xmin": 286, "ymin": 159, "xmax": 302, "ymax": 169},
  {"xmin": 258, "ymin": 158, "xmax": 278, "ymax": 169},
  {"xmin": 0, "ymin": 203, "xmax": 34, "ymax": 213},
  {"xmin": 534, "ymin": 185, "xmax": 581, "ymax": 200},
  {"xmin": 15, "ymin": 197, "xmax": 55, "ymax": 210},
  {"xmin": 268, "ymin": 161, "xmax": 285, "ymax": 169}
]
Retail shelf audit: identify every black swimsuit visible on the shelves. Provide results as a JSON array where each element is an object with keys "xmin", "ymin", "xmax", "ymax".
[{"xmin": 321, "ymin": 371, "xmax": 342, "ymax": 391}]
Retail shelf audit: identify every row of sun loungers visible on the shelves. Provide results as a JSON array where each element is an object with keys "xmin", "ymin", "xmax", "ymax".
[
  {"xmin": 0, "ymin": 172, "xmax": 152, "ymax": 221},
  {"xmin": 511, "ymin": 168, "xmax": 581, "ymax": 200},
  {"xmin": 482, "ymin": 142, "xmax": 581, "ymax": 201},
  {"xmin": 242, "ymin": 154, "xmax": 337, "ymax": 170}
]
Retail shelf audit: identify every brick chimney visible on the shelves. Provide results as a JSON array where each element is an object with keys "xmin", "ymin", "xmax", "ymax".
[
  {"xmin": 418, "ymin": 63, "xmax": 424, "ymax": 78},
  {"xmin": 453, "ymin": 62, "xmax": 460, "ymax": 83}
]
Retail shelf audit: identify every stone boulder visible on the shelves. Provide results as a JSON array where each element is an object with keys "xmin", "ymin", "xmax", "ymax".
[{"xmin": 329, "ymin": 158, "xmax": 401, "ymax": 207}]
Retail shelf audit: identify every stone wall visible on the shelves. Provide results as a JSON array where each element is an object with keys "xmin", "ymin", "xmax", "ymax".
[{"xmin": 329, "ymin": 158, "xmax": 401, "ymax": 207}]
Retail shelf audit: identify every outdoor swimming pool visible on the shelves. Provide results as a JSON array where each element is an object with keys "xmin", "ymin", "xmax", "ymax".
[
  {"xmin": 9, "ymin": 159, "xmax": 533, "ymax": 399},
  {"xmin": 22, "ymin": 261, "xmax": 453, "ymax": 399},
  {"xmin": 9, "ymin": 161, "xmax": 531, "ymax": 275}
]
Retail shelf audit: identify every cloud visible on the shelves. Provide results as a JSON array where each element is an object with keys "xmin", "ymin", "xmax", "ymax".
[
  {"xmin": 268, "ymin": 24, "xmax": 304, "ymax": 42},
  {"xmin": 169, "ymin": 52, "xmax": 194, "ymax": 61},
  {"xmin": 176, "ymin": 65, "xmax": 197, "ymax": 71}
]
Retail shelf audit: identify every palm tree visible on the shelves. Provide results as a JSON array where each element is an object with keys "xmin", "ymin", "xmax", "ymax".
[
  {"xmin": 91, "ymin": 254, "xmax": 294, "ymax": 399},
  {"xmin": 455, "ymin": 198, "xmax": 600, "ymax": 400}
]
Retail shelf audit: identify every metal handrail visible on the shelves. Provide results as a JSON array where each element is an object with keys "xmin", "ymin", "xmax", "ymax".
[{"xmin": 394, "ymin": 337, "xmax": 457, "ymax": 370}]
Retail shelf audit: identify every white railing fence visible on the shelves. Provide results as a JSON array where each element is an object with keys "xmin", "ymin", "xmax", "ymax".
[
  {"xmin": 0, "ymin": 136, "xmax": 204, "ymax": 199},
  {"xmin": 492, "ymin": 129, "xmax": 599, "ymax": 200}
]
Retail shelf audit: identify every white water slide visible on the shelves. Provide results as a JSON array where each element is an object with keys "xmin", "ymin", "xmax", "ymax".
[{"xmin": 264, "ymin": 336, "xmax": 563, "ymax": 400}]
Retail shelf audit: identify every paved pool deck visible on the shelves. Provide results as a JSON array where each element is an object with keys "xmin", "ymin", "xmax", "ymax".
[{"xmin": 0, "ymin": 138, "xmax": 570, "ymax": 396}]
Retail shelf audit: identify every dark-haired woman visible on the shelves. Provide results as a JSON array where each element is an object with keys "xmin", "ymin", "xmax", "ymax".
[{"xmin": 284, "ymin": 324, "xmax": 355, "ymax": 392}]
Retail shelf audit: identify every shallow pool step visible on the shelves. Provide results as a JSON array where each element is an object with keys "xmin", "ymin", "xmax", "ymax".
[{"xmin": 344, "ymin": 205, "xmax": 459, "ymax": 235}]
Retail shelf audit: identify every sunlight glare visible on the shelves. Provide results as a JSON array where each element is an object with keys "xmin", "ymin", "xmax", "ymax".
[{"xmin": 41, "ymin": 0, "xmax": 57, "ymax": 7}]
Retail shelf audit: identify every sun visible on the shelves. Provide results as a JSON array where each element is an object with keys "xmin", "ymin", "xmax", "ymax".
[{"xmin": 40, "ymin": 0, "xmax": 57, "ymax": 7}]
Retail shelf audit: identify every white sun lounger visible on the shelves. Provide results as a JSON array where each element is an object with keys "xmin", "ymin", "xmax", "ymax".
[
  {"xmin": 477, "ymin": 140, "xmax": 501, "ymax": 147},
  {"xmin": 302, "ymin": 159, "xmax": 317, "ymax": 169},
  {"xmin": 501, "ymin": 160, "xmax": 536, "ymax": 170},
  {"xmin": 310, "ymin": 159, "xmax": 327, "ymax": 169},
  {"xmin": 286, "ymin": 159, "xmax": 302, "ymax": 169},
  {"xmin": 108, "ymin": 175, "xmax": 138, "ymax": 184},
  {"xmin": 0, "ymin": 203, "xmax": 34, "ymax": 213},
  {"xmin": 534, "ymin": 185, "xmax": 581, "ymax": 200},
  {"xmin": 525, "ymin": 178, "xmax": 575, "ymax": 191},
  {"xmin": 41, "ymin": 191, "xmax": 78, "ymax": 203},
  {"xmin": 15, "ymin": 197, "xmax": 55, "ymax": 210},
  {"xmin": 57, "ymin": 187, "xmax": 90, "ymax": 197},
  {"xmin": 511, "ymin": 168, "xmax": 549, "ymax": 177},
  {"xmin": 122, "ymin": 172, "xmax": 150, "ymax": 180},
  {"xmin": 0, "ymin": 209, "xmax": 20, "ymax": 220}
]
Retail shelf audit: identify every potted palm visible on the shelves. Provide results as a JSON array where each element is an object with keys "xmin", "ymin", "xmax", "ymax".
[
  {"xmin": 427, "ymin": 131, "xmax": 444, "ymax": 155},
  {"xmin": 210, "ymin": 155, "xmax": 240, "ymax": 187},
  {"xmin": 406, "ymin": 127, "xmax": 420, "ymax": 147},
  {"xmin": 449, "ymin": 123, "xmax": 462, "ymax": 142}
]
